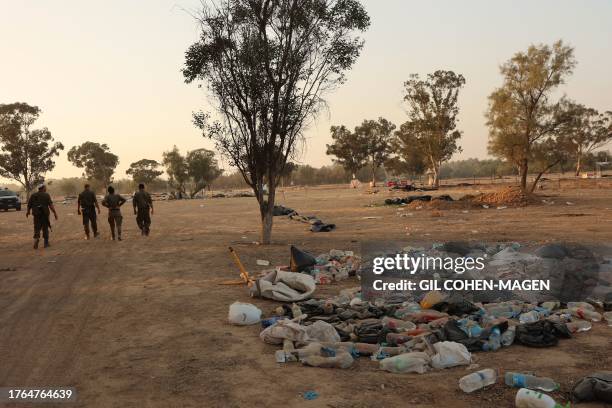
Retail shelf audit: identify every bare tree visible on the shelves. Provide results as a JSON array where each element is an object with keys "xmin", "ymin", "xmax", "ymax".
[{"xmin": 183, "ymin": 0, "xmax": 370, "ymax": 244}]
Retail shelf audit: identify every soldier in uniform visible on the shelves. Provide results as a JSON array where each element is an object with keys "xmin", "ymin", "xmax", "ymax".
[
  {"xmin": 101, "ymin": 186, "xmax": 126, "ymax": 241},
  {"xmin": 132, "ymin": 183, "xmax": 154, "ymax": 236},
  {"xmin": 26, "ymin": 183, "xmax": 58, "ymax": 249},
  {"xmin": 77, "ymin": 183, "xmax": 100, "ymax": 240}
]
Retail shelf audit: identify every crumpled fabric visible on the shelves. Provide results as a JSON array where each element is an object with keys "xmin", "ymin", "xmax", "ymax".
[
  {"xmin": 572, "ymin": 371, "xmax": 612, "ymax": 403},
  {"xmin": 515, "ymin": 320, "xmax": 571, "ymax": 348},
  {"xmin": 250, "ymin": 270, "xmax": 316, "ymax": 302},
  {"xmin": 259, "ymin": 320, "xmax": 340, "ymax": 345}
]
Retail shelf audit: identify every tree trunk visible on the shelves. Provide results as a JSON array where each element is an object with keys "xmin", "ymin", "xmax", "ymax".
[
  {"xmin": 371, "ymin": 163, "xmax": 376, "ymax": 187},
  {"xmin": 519, "ymin": 158, "xmax": 529, "ymax": 191},
  {"xmin": 575, "ymin": 154, "xmax": 582, "ymax": 177},
  {"xmin": 258, "ymin": 184, "xmax": 275, "ymax": 245},
  {"xmin": 431, "ymin": 164, "xmax": 440, "ymax": 188}
]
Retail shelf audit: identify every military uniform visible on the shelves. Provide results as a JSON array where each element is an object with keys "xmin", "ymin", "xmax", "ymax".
[
  {"xmin": 78, "ymin": 189, "xmax": 98, "ymax": 238},
  {"xmin": 132, "ymin": 190, "xmax": 153, "ymax": 235},
  {"xmin": 27, "ymin": 191, "xmax": 52, "ymax": 245},
  {"xmin": 102, "ymin": 193, "xmax": 126, "ymax": 240}
]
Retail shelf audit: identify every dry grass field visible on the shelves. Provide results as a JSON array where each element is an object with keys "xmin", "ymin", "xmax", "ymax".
[{"xmin": 1, "ymin": 179, "xmax": 611, "ymax": 407}]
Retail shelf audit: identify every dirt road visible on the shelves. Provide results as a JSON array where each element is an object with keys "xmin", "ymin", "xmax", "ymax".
[{"xmin": 1, "ymin": 182, "xmax": 611, "ymax": 407}]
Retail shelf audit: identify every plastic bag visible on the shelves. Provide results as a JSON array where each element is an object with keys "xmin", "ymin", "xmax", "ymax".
[
  {"xmin": 431, "ymin": 341, "xmax": 471, "ymax": 369},
  {"xmin": 260, "ymin": 320, "xmax": 310, "ymax": 345},
  {"xmin": 228, "ymin": 302, "xmax": 262, "ymax": 326},
  {"xmin": 305, "ymin": 321, "xmax": 341, "ymax": 343},
  {"xmin": 379, "ymin": 352, "xmax": 431, "ymax": 374}
]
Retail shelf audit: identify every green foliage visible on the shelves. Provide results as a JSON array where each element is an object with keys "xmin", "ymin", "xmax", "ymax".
[
  {"xmin": 355, "ymin": 118, "xmax": 396, "ymax": 183},
  {"xmin": 183, "ymin": 0, "xmax": 370, "ymax": 243},
  {"xmin": 67, "ymin": 142, "xmax": 119, "ymax": 187},
  {"xmin": 326, "ymin": 125, "xmax": 368, "ymax": 176},
  {"xmin": 400, "ymin": 70, "xmax": 465, "ymax": 186},
  {"xmin": 162, "ymin": 146, "xmax": 222, "ymax": 197},
  {"xmin": 186, "ymin": 148, "xmax": 223, "ymax": 197},
  {"xmin": 162, "ymin": 146, "xmax": 189, "ymax": 196},
  {"xmin": 0, "ymin": 102, "xmax": 64, "ymax": 195},
  {"xmin": 486, "ymin": 40, "xmax": 576, "ymax": 190},
  {"xmin": 556, "ymin": 101, "xmax": 612, "ymax": 175},
  {"xmin": 126, "ymin": 159, "xmax": 163, "ymax": 184}
]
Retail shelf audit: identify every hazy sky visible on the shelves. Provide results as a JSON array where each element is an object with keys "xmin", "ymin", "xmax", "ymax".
[{"xmin": 1, "ymin": 0, "xmax": 611, "ymax": 182}]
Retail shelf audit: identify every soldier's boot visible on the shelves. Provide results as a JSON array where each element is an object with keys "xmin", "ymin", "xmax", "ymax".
[
  {"xmin": 84, "ymin": 225, "xmax": 90, "ymax": 240},
  {"xmin": 33, "ymin": 238, "xmax": 40, "ymax": 249},
  {"xmin": 117, "ymin": 227, "xmax": 123, "ymax": 241},
  {"xmin": 110, "ymin": 223, "xmax": 116, "ymax": 240},
  {"xmin": 44, "ymin": 239, "xmax": 50, "ymax": 248}
]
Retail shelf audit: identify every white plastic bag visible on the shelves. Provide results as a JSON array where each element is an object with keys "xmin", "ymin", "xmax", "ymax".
[
  {"xmin": 379, "ymin": 352, "xmax": 430, "ymax": 374},
  {"xmin": 228, "ymin": 302, "xmax": 262, "ymax": 326},
  {"xmin": 305, "ymin": 321, "xmax": 341, "ymax": 343},
  {"xmin": 431, "ymin": 341, "xmax": 471, "ymax": 369}
]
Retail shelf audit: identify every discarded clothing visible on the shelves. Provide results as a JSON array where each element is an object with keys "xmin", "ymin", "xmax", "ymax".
[
  {"xmin": 572, "ymin": 372, "xmax": 612, "ymax": 403},
  {"xmin": 515, "ymin": 320, "xmax": 571, "ymax": 348},
  {"xmin": 250, "ymin": 270, "xmax": 316, "ymax": 302}
]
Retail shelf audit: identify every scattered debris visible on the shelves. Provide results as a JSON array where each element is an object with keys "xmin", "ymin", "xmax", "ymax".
[
  {"xmin": 256, "ymin": 259, "xmax": 270, "ymax": 266},
  {"xmin": 273, "ymin": 205, "xmax": 336, "ymax": 232},
  {"xmin": 228, "ymin": 302, "xmax": 262, "ymax": 326},
  {"xmin": 302, "ymin": 391, "xmax": 319, "ymax": 401}
]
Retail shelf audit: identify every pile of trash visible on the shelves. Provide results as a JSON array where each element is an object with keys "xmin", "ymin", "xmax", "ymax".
[
  {"xmin": 231, "ymin": 288, "xmax": 612, "ymax": 405},
  {"xmin": 246, "ymin": 246, "xmax": 361, "ymax": 302},
  {"xmin": 273, "ymin": 205, "xmax": 336, "ymax": 233}
]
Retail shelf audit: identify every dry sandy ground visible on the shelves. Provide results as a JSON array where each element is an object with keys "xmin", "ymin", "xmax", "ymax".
[{"xmin": 1, "ymin": 181, "xmax": 612, "ymax": 408}]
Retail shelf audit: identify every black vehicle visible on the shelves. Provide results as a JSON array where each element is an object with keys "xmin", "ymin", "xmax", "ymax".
[{"xmin": 0, "ymin": 189, "xmax": 22, "ymax": 211}]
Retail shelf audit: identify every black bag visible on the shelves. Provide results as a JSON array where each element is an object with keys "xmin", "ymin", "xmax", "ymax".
[
  {"xmin": 289, "ymin": 246, "xmax": 317, "ymax": 272},
  {"xmin": 515, "ymin": 320, "xmax": 571, "ymax": 348},
  {"xmin": 572, "ymin": 372, "xmax": 612, "ymax": 403}
]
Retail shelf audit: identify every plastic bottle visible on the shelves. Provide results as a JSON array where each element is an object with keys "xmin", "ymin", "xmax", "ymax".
[
  {"xmin": 567, "ymin": 302, "xmax": 595, "ymax": 311},
  {"xmin": 261, "ymin": 316, "xmax": 285, "ymax": 328},
  {"xmin": 565, "ymin": 320, "xmax": 592, "ymax": 333},
  {"xmin": 504, "ymin": 372, "xmax": 559, "ymax": 392},
  {"xmin": 457, "ymin": 318, "xmax": 483, "ymax": 338},
  {"xmin": 381, "ymin": 316, "xmax": 417, "ymax": 331},
  {"xmin": 420, "ymin": 291, "xmax": 447, "ymax": 309},
  {"xmin": 458, "ymin": 369, "xmax": 497, "ymax": 393},
  {"xmin": 484, "ymin": 302, "xmax": 522, "ymax": 318},
  {"xmin": 501, "ymin": 326, "xmax": 516, "ymax": 347},
  {"xmin": 379, "ymin": 352, "xmax": 430, "ymax": 374},
  {"xmin": 515, "ymin": 388, "xmax": 559, "ymax": 408},
  {"xmin": 482, "ymin": 327, "xmax": 501, "ymax": 352},
  {"xmin": 541, "ymin": 301, "xmax": 560, "ymax": 312},
  {"xmin": 519, "ymin": 310, "xmax": 543, "ymax": 324}
]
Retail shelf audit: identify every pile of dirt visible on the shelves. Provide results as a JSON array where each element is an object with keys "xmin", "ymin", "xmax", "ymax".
[
  {"xmin": 473, "ymin": 186, "xmax": 538, "ymax": 207},
  {"xmin": 406, "ymin": 199, "xmax": 477, "ymax": 210}
]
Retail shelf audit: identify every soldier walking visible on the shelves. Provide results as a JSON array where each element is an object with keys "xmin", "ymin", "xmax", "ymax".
[
  {"xmin": 77, "ymin": 183, "xmax": 100, "ymax": 240},
  {"xmin": 132, "ymin": 183, "xmax": 154, "ymax": 236},
  {"xmin": 101, "ymin": 186, "xmax": 126, "ymax": 241},
  {"xmin": 26, "ymin": 183, "xmax": 58, "ymax": 249}
]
